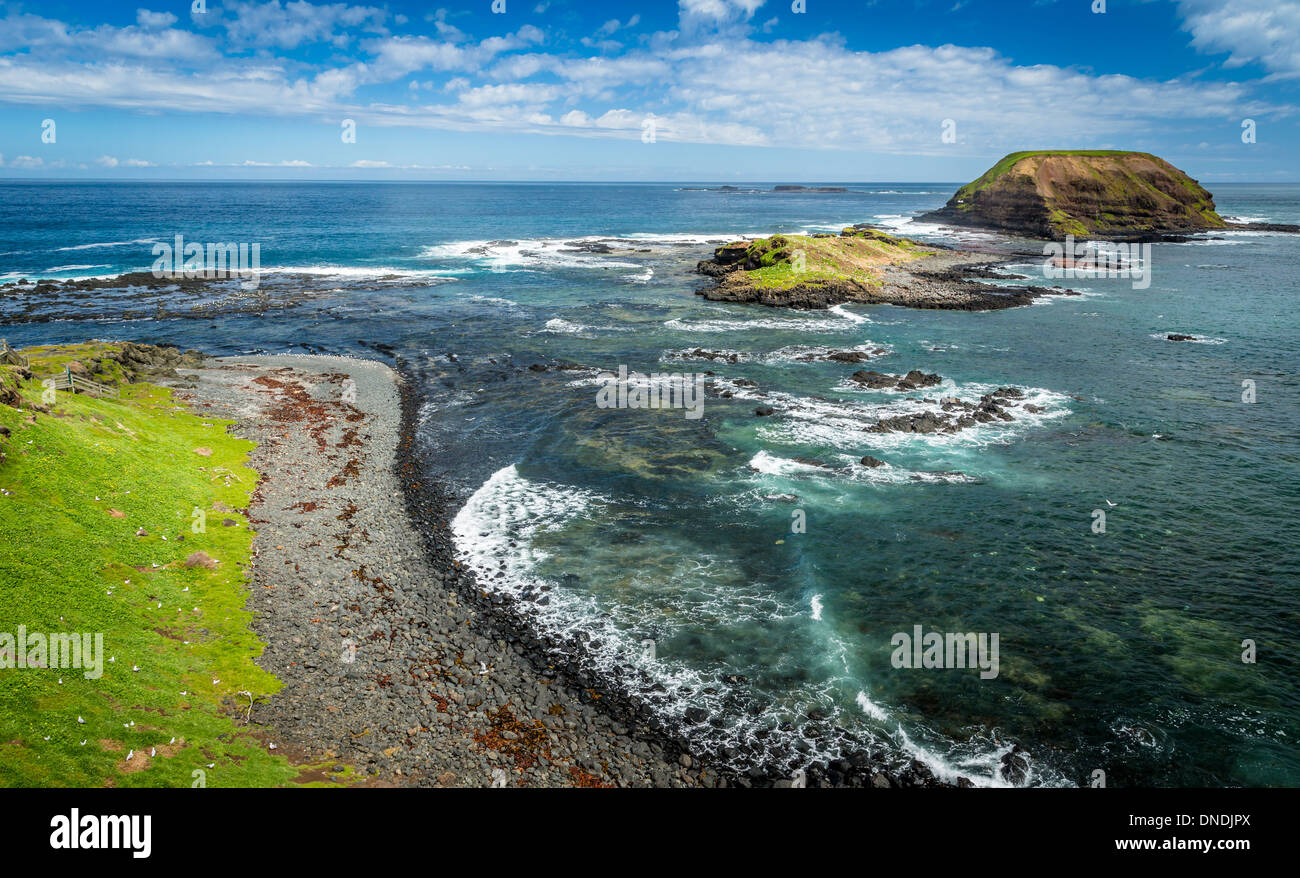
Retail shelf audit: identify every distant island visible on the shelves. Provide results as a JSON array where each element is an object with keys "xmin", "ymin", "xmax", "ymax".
[{"xmin": 921, "ymin": 150, "xmax": 1297, "ymax": 239}]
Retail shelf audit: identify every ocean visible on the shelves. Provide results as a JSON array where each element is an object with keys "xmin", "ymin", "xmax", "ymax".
[{"xmin": 2, "ymin": 180, "xmax": 1296, "ymax": 786}]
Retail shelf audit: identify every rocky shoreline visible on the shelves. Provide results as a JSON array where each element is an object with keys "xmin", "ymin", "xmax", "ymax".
[{"xmin": 167, "ymin": 352, "xmax": 969, "ymax": 788}]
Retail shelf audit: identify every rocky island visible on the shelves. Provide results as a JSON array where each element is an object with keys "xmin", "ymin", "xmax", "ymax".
[
  {"xmin": 921, "ymin": 150, "xmax": 1298, "ymax": 238},
  {"xmin": 695, "ymin": 226, "xmax": 1056, "ymax": 310}
]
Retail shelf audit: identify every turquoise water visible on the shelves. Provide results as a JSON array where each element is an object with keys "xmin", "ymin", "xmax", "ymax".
[{"xmin": 2, "ymin": 181, "xmax": 1297, "ymax": 786}]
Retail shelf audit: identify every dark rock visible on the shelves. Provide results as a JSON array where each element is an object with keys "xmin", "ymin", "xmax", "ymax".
[{"xmin": 1000, "ymin": 744, "xmax": 1030, "ymax": 785}]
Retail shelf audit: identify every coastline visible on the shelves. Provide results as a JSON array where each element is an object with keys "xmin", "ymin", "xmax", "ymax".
[
  {"xmin": 169, "ymin": 352, "xmax": 960, "ymax": 788},
  {"xmin": 172, "ymin": 353, "xmax": 713, "ymax": 787}
]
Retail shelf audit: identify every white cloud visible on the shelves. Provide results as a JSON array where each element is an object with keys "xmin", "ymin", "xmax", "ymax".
[
  {"xmin": 0, "ymin": 12, "xmax": 216, "ymax": 61},
  {"xmin": 216, "ymin": 1, "xmax": 390, "ymax": 50},
  {"xmin": 8, "ymin": 155, "xmax": 42, "ymax": 168},
  {"xmin": 95, "ymin": 155, "xmax": 119, "ymax": 167},
  {"xmin": 0, "ymin": 3, "xmax": 1286, "ymax": 159},
  {"xmin": 1176, "ymin": 0, "xmax": 1300, "ymax": 78},
  {"xmin": 137, "ymin": 9, "xmax": 179, "ymax": 29}
]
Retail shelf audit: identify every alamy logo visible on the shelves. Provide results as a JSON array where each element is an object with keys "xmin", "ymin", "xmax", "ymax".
[
  {"xmin": 151, "ymin": 235, "xmax": 261, "ymax": 289},
  {"xmin": 50, "ymin": 809, "xmax": 151, "ymax": 858},
  {"xmin": 595, "ymin": 365, "xmax": 706, "ymax": 420},
  {"xmin": 0, "ymin": 626, "xmax": 103, "ymax": 679},
  {"xmin": 890, "ymin": 625, "xmax": 999, "ymax": 679},
  {"xmin": 1043, "ymin": 235, "xmax": 1151, "ymax": 290}
]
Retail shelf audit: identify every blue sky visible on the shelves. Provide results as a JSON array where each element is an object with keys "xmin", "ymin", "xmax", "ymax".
[{"xmin": 0, "ymin": 0, "xmax": 1297, "ymax": 181}]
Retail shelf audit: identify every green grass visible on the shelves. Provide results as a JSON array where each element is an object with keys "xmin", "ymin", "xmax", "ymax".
[
  {"xmin": 0, "ymin": 345, "xmax": 355, "ymax": 787},
  {"xmin": 726, "ymin": 229, "xmax": 931, "ymax": 291}
]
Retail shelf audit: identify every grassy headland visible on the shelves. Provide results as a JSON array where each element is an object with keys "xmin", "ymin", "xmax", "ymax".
[{"xmin": 0, "ymin": 343, "xmax": 353, "ymax": 787}]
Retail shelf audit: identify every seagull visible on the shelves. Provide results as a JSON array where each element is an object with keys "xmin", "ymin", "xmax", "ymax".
[
  {"xmin": 1105, "ymin": 500, "xmax": 1118, "ymax": 507},
  {"xmin": 77, "ymin": 716, "xmax": 85, "ymax": 724},
  {"xmin": 132, "ymin": 665, "xmax": 140, "ymax": 672},
  {"xmin": 43, "ymin": 736, "xmax": 51, "ymax": 741},
  {"xmin": 127, "ymin": 750, "xmax": 133, "ymax": 760},
  {"xmin": 212, "ymin": 678, "xmax": 220, "ymax": 685},
  {"xmin": 150, "ymin": 748, "xmax": 156, "ymax": 757},
  {"xmin": 108, "ymin": 656, "xmax": 115, "ymax": 663},
  {"xmin": 80, "ymin": 740, "xmax": 86, "ymax": 746},
  {"xmin": 269, "ymin": 743, "xmax": 277, "ymax": 750},
  {"xmin": 169, "ymin": 737, "xmax": 175, "ymax": 744}
]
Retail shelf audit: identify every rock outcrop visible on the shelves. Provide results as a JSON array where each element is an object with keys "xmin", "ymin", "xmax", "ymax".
[{"xmin": 695, "ymin": 227, "xmax": 1058, "ymax": 311}]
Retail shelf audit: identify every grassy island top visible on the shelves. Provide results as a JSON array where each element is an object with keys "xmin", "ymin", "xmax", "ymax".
[{"xmin": 716, "ymin": 227, "xmax": 935, "ymax": 292}]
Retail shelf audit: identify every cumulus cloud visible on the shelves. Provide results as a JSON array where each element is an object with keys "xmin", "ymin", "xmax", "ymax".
[
  {"xmin": 0, "ymin": 12, "xmax": 216, "ymax": 61},
  {"xmin": 137, "ymin": 9, "xmax": 179, "ymax": 29},
  {"xmin": 1176, "ymin": 0, "xmax": 1300, "ymax": 78},
  {"xmin": 215, "ymin": 0, "xmax": 390, "ymax": 50}
]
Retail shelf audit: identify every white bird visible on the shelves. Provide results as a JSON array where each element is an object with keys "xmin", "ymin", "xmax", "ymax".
[
  {"xmin": 207, "ymin": 763, "xmax": 215, "ymax": 769},
  {"xmin": 269, "ymin": 743, "xmax": 277, "ymax": 750},
  {"xmin": 183, "ymin": 587, "xmax": 189, "ymax": 592},
  {"xmin": 80, "ymin": 740, "xmax": 86, "ymax": 746},
  {"xmin": 132, "ymin": 665, "xmax": 140, "ymax": 672},
  {"xmin": 43, "ymin": 736, "xmax": 51, "ymax": 741},
  {"xmin": 127, "ymin": 750, "xmax": 133, "ymax": 760},
  {"xmin": 212, "ymin": 678, "xmax": 219, "ymax": 685},
  {"xmin": 77, "ymin": 716, "xmax": 84, "ymax": 724},
  {"xmin": 108, "ymin": 656, "xmax": 115, "ymax": 663},
  {"xmin": 58, "ymin": 678, "xmax": 63, "ymax": 685},
  {"xmin": 150, "ymin": 748, "xmax": 156, "ymax": 757},
  {"xmin": 169, "ymin": 737, "xmax": 175, "ymax": 744},
  {"xmin": 1105, "ymin": 500, "xmax": 1118, "ymax": 507}
]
